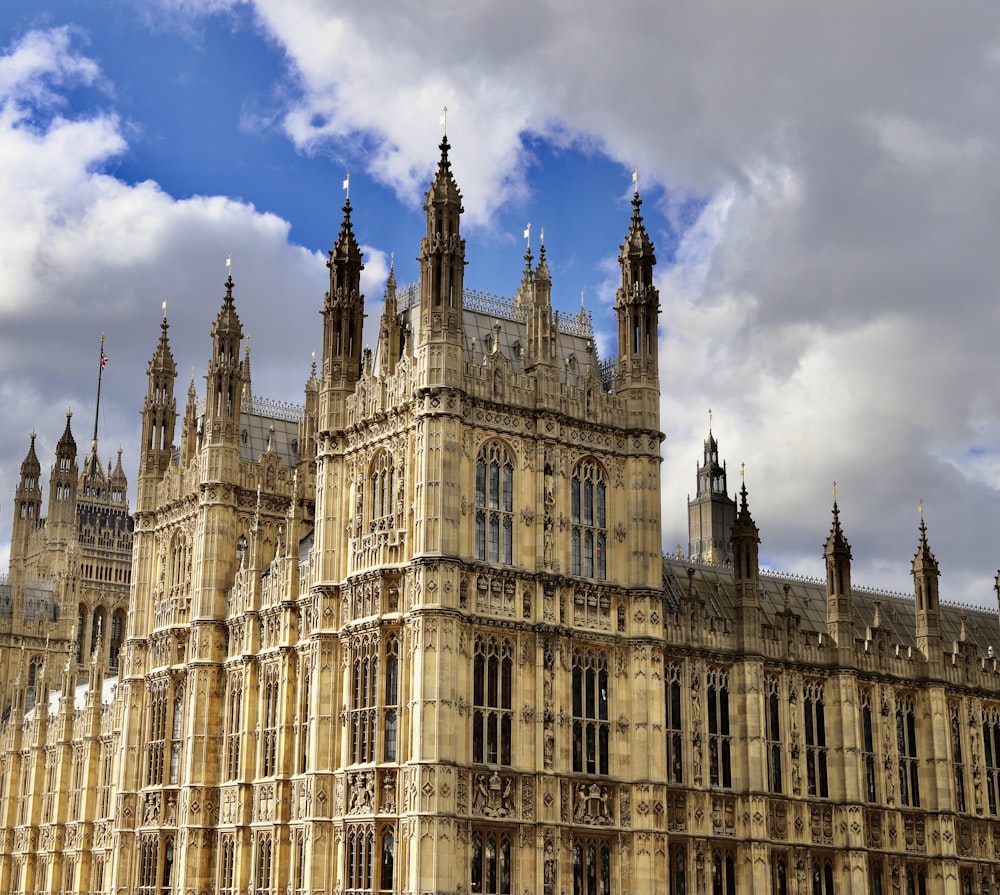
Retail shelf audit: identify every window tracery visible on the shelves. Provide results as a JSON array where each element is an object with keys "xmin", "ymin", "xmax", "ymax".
[
  {"xmin": 573, "ymin": 649, "xmax": 610, "ymax": 776},
  {"xmin": 475, "ymin": 442, "xmax": 514, "ymax": 565},
  {"xmin": 571, "ymin": 459, "xmax": 607, "ymax": 579},
  {"xmin": 707, "ymin": 667, "xmax": 732, "ymax": 788},
  {"xmin": 473, "ymin": 634, "xmax": 513, "ymax": 766}
]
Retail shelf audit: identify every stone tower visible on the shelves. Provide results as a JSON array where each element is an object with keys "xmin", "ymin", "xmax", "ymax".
[{"xmin": 687, "ymin": 424, "xmax": 737, "ymax": 564}]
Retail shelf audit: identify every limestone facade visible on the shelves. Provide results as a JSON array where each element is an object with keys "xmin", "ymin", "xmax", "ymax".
[{"xmin": 0, "ymin": 138, "xmax": 999, "ymax": 895}]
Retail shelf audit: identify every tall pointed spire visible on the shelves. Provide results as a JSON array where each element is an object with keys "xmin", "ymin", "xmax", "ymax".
[
  {"xmin": 10, "ymin": 431, "xmax": 43, "ymax": 572},
  {"xmin": 824, "ymin": 484, "xmax": 854, "ymax": 652},
  {"xmin": 731, "ymin": 470, "xmax": 761, "ymax": 647},
  {"xmin": 376, "ymin": 258, "xmax": 402, "ymax": 376},
  {"xmin": 418, "ymin": 134, "xmax": 466, "ymax": 353},
  {"xmin": 139, "ymin": 309, "xmax": 178, "ymax": 506},
  {"xmin": 615, "ymin": 186, "xmax": 659, "ymax": 380},
  {"xmin": 322, "ymin": 195, "xmax": 365, "ymax": 389},
  {"xmin": 204, "ymin": 275, "xmax": 245, "ymax": 442},
  {"xmin": 525, "ymin": 235, "xmax": 556, "ymax": 370},
  {"xmin": 912, "ymin": 505, "xmax": 942, "ymax": 665},
  {"xmin": 47, "ymin": 409, "xmax": 79, "ymax": 531}
]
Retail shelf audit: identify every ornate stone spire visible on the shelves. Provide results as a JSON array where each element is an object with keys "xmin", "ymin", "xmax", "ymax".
[
  {"xmin": 418, "ymin": 135, "xmax": 466, "ymax": 349},
  {"xmin": 824, "ymin": 484, "xmax": 854, "ymax": 650},
  {"xmin": 322, "ymin": 197, "xmax": 365, "ymax": 389},
  {"xmin": 615, "ymin": 187, "xmax": 659, "ymax": 379}
]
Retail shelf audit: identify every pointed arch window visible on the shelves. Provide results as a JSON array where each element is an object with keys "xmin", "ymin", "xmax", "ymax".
[
  {"xmin": 573, "ymin": 649, "xmax": 610, "ymax": 776},
  {"xmin": 351, "ymin": 632, "xmax": 378, "ymax": 764},
  {"xmin": 951, "ymin": 701, "xmax": 966, "ymax": 812},
  {"xmin": 711, "ymin": 847, "xmax": 736, "ymax": 895},
  {"xmin": 262, "ymin": 666, "xmax": 279, "ymax": 776},
  {"xmin": 473, "ymin": 634, "xmax": 513, "ymax": 766},
  {"xmin": 472, "ymin": 828, "xmax": 512, "ymax": 895},
  {"xmin": 225, "ymin": 672, "xmax": 243, "ymax": 781},
  {"xmin": 707, "ymin": 667, "xmax": 732, "ymax": 788},
  {"xmin": 219, "ymin": 834, "xmax": 237, "ymax": 895},
  {"xmin": 983, "ymin": 704, "xmax": 1000, "ymax": 815},
  {"xmin": 666, "ymin": 663, "xmax": 683, "ymax": 784},
  {"xmin": 573, "ymin": 837, "xmax": 611, "ymax": 895},
  {"xmin": 897, "ymin": 694, "xmax": 920, "ymax": 807},
  {"xmin": 369, "ymin": 450, "xmax": 396, "ymax": 530},
  {"xmin": 146, "ymin": 679, "xmax": 168, "ymax": 786},
  {"xmin": 571, "ymin": 459, "xmax": 607, "ymax": 579},
  {"xmin": 766, "ymin": 675, "xmax": 782, "ymax": 793},
  {"xmin": 384, "ymin": 634, "xmax": 399, "ymax": 762},
  {"xmin": 803, "ymin": 681, "xmax": 828, "ymax": 797},
  {"xmin": 109, "ymin": 609, "xmax": 125, "ymax": 670},
  {"xmin": 475, "ymin": 443, "xmax": 514, "ymax": 565},
  {"xmin": 861, "ymin": 688, "xmax": 877, "ymax": 802}
]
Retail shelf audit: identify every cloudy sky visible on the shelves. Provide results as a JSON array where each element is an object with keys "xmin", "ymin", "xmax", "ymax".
[{"xmin": 3, "ymin": 1, "xmax": 1000, "ymax": 608}]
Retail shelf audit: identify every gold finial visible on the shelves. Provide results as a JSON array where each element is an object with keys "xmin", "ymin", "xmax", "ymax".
[
  {"xmin": 632, "ymin": 164, "xmax": 639, "ymax": 194},
  {"xmin": 919, "ymin": 498, "xmax": 924, "ymax": 516},
  {"xmin": 832, "ymin": 480, "xmax": 837, "ymax": 499},
  {"xmin": 540, "ymin": 226, "xmax": 545, "ymax": 247},
  {"xmin": 740, "ymin": 461, "xmax": 745, "ymax": 480},
  {"xmin": 342, "ymin": 172, "xmax": 350, "ymax": 200},
  {"xmin": 162, "ymin": 297, "xmax": 168, "ymax": 318},
  {"xmin": 226, "ymin": 252, "xmax": 233, "ymax": 274},
  {"xmin": 440, "ymin": 105, "xmax": 448, "ymax": 135},
  {"xmin": 708, "ymin": 407, "xmax": 713, "ymax": 431},
  {"xmin": 523, "ymin": 222, "xmax": 531, "ymax": 250}
]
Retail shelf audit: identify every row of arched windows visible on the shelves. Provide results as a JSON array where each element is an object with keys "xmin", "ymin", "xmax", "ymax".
[{"xmin": 351, "ymin": 442, "xmax": 612, "ymax": 580}]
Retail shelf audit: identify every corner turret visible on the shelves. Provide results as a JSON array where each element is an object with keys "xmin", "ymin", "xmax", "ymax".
[
  {"xmin": 912, "ymin": 509, "xmax": 942, "ymax": 666},
  {"xmin": 418, "ymin": 135, "xmax": 466, "ymax": 376},
  {"xmin": 731, "ymin": 475, "xmax": 761, "ymax": 647},
  {"xmin": 824, "ymin": 487, "xmax": 854, "ymax": 654},
  {"xmin": 615, "ymin": 184, "xmax": 659, "ymax": 385},
  {"xmin": 139, "ymin": 311, "xmax": 178, "ymax": 508}
]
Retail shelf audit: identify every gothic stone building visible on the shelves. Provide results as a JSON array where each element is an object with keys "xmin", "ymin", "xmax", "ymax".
[
  {"xmin": 1, "ymin": 410, "xmax": 132, "ymax": 717},
  {"xmin": 1, "ymin": 138, "xmax": 1000, "ymax": 895}
]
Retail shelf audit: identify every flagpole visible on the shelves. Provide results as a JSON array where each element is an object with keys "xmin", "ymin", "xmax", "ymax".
[{"xmin": 90, "ymin": 333, "xmax": 107, "ymax": 475}]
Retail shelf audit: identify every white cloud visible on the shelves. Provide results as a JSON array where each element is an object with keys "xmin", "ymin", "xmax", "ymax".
[
  {"xmin": 0, "ymin": 27, "xmax": 330, "ymax": 560},
  {"xmin": 9, "ymin": 2, "xmax": 1000, "ymax": 611}
]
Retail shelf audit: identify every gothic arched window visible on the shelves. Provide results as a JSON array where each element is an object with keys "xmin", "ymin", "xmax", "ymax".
[
  {"xmin": 472, "ymin": 634, "xmax": 513, "ymax": 766},
  {"xmin": 472, "ymin": 829, "xmax": 512, "ymax": 895},
  {"xmin": 983, "ymin": 704, "xmax": 1000, "ymax": 815},
  {"xmin": 766, "ymin": 675, "xmax": 783, "ymax": 793},
  {"xmin": 109, "ymin": 609, "xmax": 125, "ymax": 670},
  {"xmin": 475, "ymin": 442, "xmax": 514, "ymax": 565},
  {"xmin": 369, "ymin": 450, "xmax": 395, "ymax": 529},
  {"xmin": 804, "ymin": 681, "xmax": 828, "ymax": 797},
  {"xmin": 573, "ymin": 837, "xmax": 611, "ymax": 895},
  {"xmin": 898, "ymin": 694, "xmax": 920, "ymax": 807},
  {"xmin": 571, "ymin": 459, "xmax": 607, "ymax": 579},
  {"xmin": 708, "ymin": 667, "xmax": 732, "ymax": 788},
  {"xmin": 572, "ymin": 649, "xmax": 610, "ymax": 775},
  {"xmin": 666, "ymin": 663, "xmax": 683, "ymax": 784}
]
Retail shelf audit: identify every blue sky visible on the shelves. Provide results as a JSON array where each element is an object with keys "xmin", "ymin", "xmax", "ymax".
[{"xmin": 3, "ymin": 0, "xmax": 1000, "ymax": 608}]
